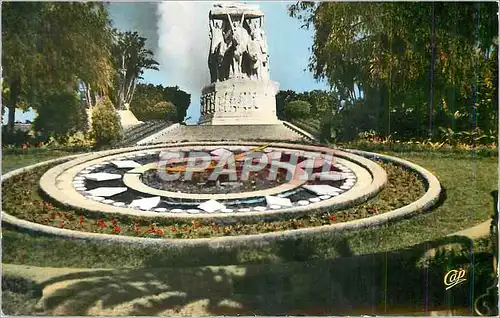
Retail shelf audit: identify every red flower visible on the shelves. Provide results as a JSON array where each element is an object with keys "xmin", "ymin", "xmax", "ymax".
[
  {"xmin": 172, "ymin": 227, "xmax": 178, "ymax": 232},
  {"xmin": 59, "ymin": 220, "xmax": 65, "ymax": 228},
  {"xmin": 136, "ymin": 225, "xmax": 141, "ymax": 233},
  {"xmin": 182, "ymin": 226, "xmax": 189, "ymax": 232},
  {"xmin": 113, "ymin": 225, "xmax": 121, "ymax": 234},
  {"xmin": 110, "ymin": 218, "xmax": 117, "ymax": 225},
  {"xmin": 148, "ymin": 224, "xmax": 156, "ymax": 234},
  {"xmin": 97, "ymin": 219, "xmax": 107, "ymax": 229},
  {"xmin": 79, "ymin": 216, "xmax": 84, "ymax": 225},
  {"xmin": 329, "ymin": 215, "xmax": 337, "ymax": 222},
  {"xmin": 155, "ymin": 228, "xmax": 164, "ymax": 235}
]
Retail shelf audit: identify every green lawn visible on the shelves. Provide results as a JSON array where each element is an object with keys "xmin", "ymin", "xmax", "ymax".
[{"xmin": 2, "ymin": 149, "xmax": 79, "ymax": 173}]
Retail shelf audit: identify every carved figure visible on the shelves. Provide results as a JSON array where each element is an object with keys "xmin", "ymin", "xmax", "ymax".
[
  {"xmin": 227, "ymin": 14, "xmax": 249, "ymax": 79},
  {"xmin": 249, "ymin": 20, "xmax": 269, "ymax": 80},
  {"xmin": 209, "ymin": 20, "xmax": 226, "ymax": 82}
]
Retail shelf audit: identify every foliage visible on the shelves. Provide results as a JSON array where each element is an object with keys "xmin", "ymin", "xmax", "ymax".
[
  {"xmin": 438, "ymin": 127, "xmax": 497, "ymax": 147},
  {"xmin": 33, "ymin": 90, "xmax": 88, "ymax": 140},
  {"xmin": 111, "ymin": 31, "xmax": 159, "ymax": 110},
  {"xmin": 290, "ymin": 118, "xmax": 321, "ymax": 140},
  {"xmin": 1, "ymin": 126, "xmax": 35, "ymax": 147},
  {"xmin": 300, "ymin": 90, "xmax": 337, "ymax": 117},
  {"xmin": 2, "ymin": 2, "xmax": 115, "ymax": 130},
  {"xmin": 276, "ymin": 90, "xmax": 298, "ymax": 119},
  {"xmin": 90, "ymin": 97, "xmax": 122, "ymax": 146},
  {"xmin": 319, "ymin": 110, "xmax": 335, "ymax": 143},
  {"xmin": 43, "ymin": 131, "xmax": 95, "ymax": 150},
  {"xmin": 158, "ymin": 101, "xmax": 177, "ymax": 121},
  {"xmin": 277, "ymin": 89, "xmax": 336, "ymax": 120},
  {"xmin": 335, "ymin": 100, "xmax": 380, "ymax": 142},
  {"xmin": 343, "ymin": 137, "xmax": 497, "ymax": 157},
  {"xmin": 284, "ymin": 100, "xmax": 311, "ymax": 119},
  {"xmin": 130, "ymin": 100, "xmax": 177, "ymax": 121},
  {"xmin": 288, "ymin": 2, "xmax": 498, "ymax": 140},
  {"xmin": 130, "ymin": 84, "xmax": 191, "ymax": 122}
]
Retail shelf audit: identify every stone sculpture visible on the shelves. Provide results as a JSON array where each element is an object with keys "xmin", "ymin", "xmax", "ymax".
[
  {"xmin": 200, "ymin": 2, "xmax": 279, "ymax": 125},
  {"xmin": 207, "ymin": 3, "xmax": 270, "ymax": 82},
  {"xmin": 208, "ymin": 20, "xmax": 226, "ymax": 83}
]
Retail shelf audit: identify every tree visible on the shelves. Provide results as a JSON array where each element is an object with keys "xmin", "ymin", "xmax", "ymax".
[
  {"xmin": 156, "ymin": 101, "xmax": 178, "ymax": 121},
  {"xmin": 130, "ymin": 83, "xmax": 190, "ymax": 122},
  {"xmin": 91, "ymin": 97, "xmax": 122, "ymax": 146},
  {"xmin": 33, "ymin": 89, "xmax": 87, "ymax": 140},
  {"xmin": 276, "ymin": 90, "xmax": 298, "ymax": 119},
  {"xmin": 284, "ymin": 100, "xmax": 311, "ymax": 119},
  {"xmin": 288, "ymin": 2, "xmax": 498, "ymax": 140},
  {"xmin": 112, "ymin": 31, "xmax": 159, "ymax": 110},
  {"xmin": 2, "ymin": 2, "xmax": 115, "ymax": 131},
  {"xmin": 162, "ymin": 86, "xmax": 191, "ymax": 122},
  {"xmin": 276, "ymin": 89, "xmax": 336, "ymax": 120}
]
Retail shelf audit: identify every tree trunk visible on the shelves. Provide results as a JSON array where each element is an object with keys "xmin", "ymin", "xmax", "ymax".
[
  {"xmin": 7, "ymin": 79, "xmax": 21, "ymax": 132},
  {"xmin": 81, "ymin": 82, "xmax": 93, "ymax": 108},
  {"xmin": 86, "ymin": 84, "xmax": 93, "ymax": 108},
  {"xmin": 125, "ymin": 78, "xmax": 136, "ymax": 104},
  {"xmin": 428, "ymin": 2, "xmax": 436, "ymax": 139},
  {"xmin": 124, "ymin": 77, "xmax": 133, "ymax": 104},
  {"xmin": 117, "ymin": 54, "xmax": 127, "ymax": 110}
]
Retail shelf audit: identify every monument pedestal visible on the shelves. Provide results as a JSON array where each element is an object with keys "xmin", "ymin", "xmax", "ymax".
[{"xmin": 198, "ymin": 79, "xmax": 279, "ymax": 125}]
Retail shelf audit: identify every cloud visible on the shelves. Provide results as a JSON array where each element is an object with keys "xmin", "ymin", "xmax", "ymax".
[{"xmin": 156, "ymin": 2, "xmax": 213, "ymax": 122}]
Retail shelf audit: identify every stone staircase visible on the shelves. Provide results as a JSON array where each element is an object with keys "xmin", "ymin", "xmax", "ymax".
[
  {"xmin": 116, "ymin": 120, "xmax": 171, "ymax": 147},
  {"xmin": 140, "ymin": 122, "xmax": 312, "ymax": 145}
]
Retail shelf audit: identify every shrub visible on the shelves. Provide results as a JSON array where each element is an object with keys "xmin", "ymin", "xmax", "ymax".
[
  {"xmin": 284, "ymin": 100, "xmax": 311, "ymax": 120},
  {"xmin": 33, "ymin": 91, "xmax": 88, "ymax": 140},
  {"xmin": 1, "ymin": 126, "xmax": 34, "ymax": 146},
  {"xmin": 91, "ymin": 97, "xmax": 123, "ymax": 146},
  {"xmin": 130, "ymin": 99, "xmax": 178, "ymax": 122}
]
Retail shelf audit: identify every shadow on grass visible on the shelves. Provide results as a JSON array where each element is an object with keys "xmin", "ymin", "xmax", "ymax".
[
  {"xmin": 1, "ymin": 275, "xmax": 44, "ymax": 315},
  {"xmin": 29, "ymin": 234, "xmax": 495, "ymax": 316}
]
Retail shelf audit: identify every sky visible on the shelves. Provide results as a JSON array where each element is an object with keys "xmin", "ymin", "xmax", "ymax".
[{"xmin": 4, "ymin": 1, "xmax": 329, "ymax": 125}]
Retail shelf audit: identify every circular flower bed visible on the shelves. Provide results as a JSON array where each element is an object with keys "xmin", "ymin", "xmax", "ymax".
[{"xmin": 2, "ymin": 159, "xmax": 425, "ymax": 239}]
